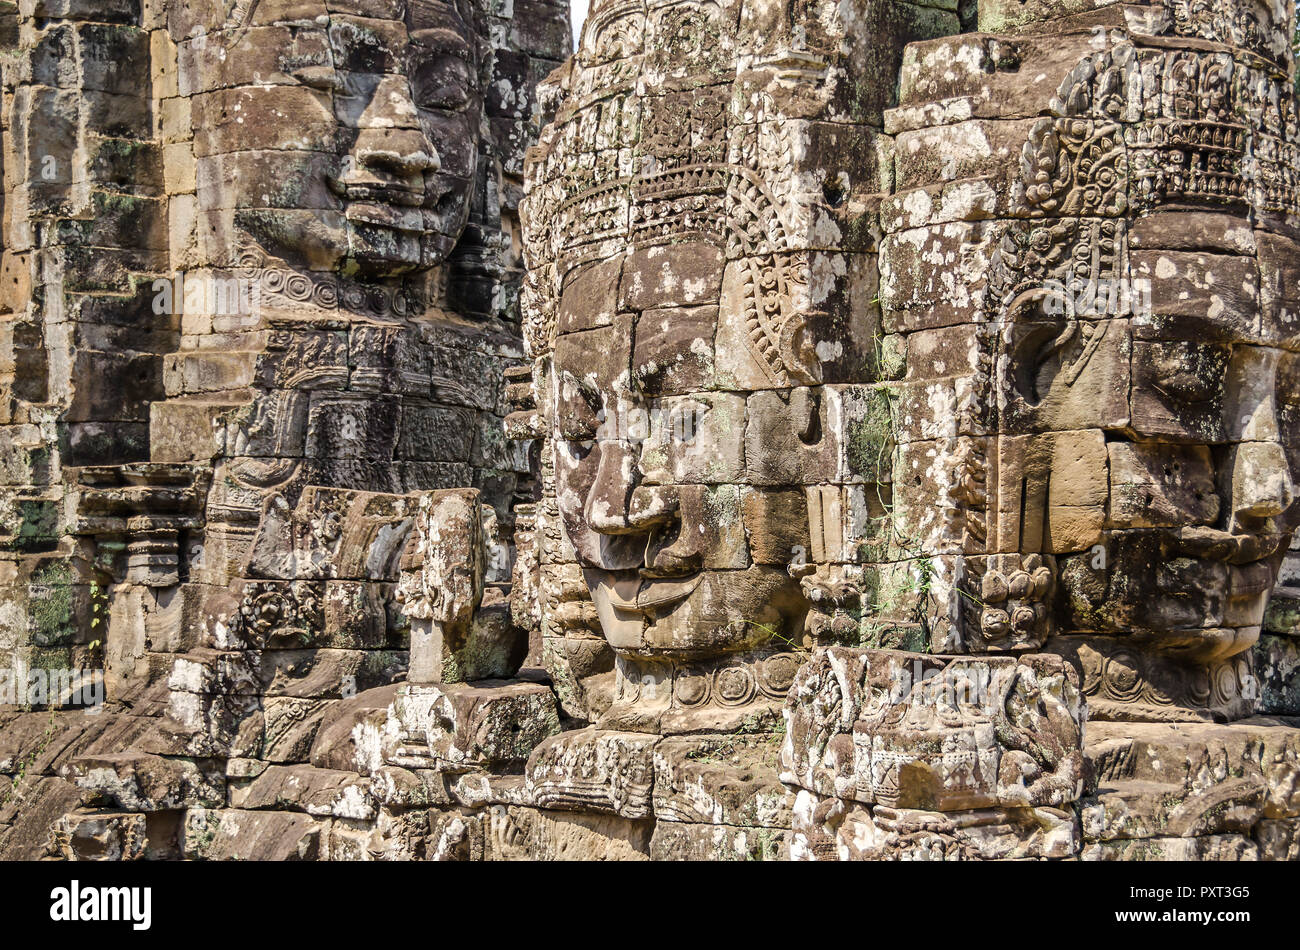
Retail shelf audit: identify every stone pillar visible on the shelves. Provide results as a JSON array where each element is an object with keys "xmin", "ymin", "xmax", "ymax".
[{"xmin": 398, "ymin": 489, "xmax": 487, "ymax": 685}]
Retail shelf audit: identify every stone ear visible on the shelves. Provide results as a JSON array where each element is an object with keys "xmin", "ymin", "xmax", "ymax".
[
  {"xmin": 788, "ymin": 387, "xmax": 821, "ymax": 446},
  {"xmin": 1004, "ymin": 289, "xmax": 1073, "ymax": 407},
  {"xmin": 778, "ymin": 310, "xmax": 824, "ymax": 386}
]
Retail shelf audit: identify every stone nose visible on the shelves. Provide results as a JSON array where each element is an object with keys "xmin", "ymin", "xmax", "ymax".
[
  {"xmin": 354, "ymin": 130, "xmax": 440, "ymax": 177},
  {"xmin": 583, "ymin": 441, "xmax": 638, "ymax": 535},
  {"xmin": 628, "ymin": 484, "xmax": 679, "ymax": 530},
  {"xmin": 1229, "ymin": 441, "xmax": 1295, "ymax": 521},
  {"xmin": 350, "ymin": 75, "xmax": 440, "ymax": 177},
  {"xmin": 635, "ymin": 485, "xmax": 706, "ymax": 577},
  {"xmin": 1222, "ymin": 346, "xmax": 1295, "ymax": 524}
]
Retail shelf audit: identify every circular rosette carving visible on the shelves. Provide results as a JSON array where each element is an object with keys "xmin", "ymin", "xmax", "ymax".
[
  {"xmin": 1212, "ymin": 660, "xmax": 1245, "ymax": 707},
  {"xmin": 673, "ymin": 672, "xmax": 710, "ymax": 707},
  {"xmin": 341, "ymin": 284, "xmax": 369, "ymax": 312},
  {"xmin": 1186, "ymin": 663, "xmax": 1213, "ymax": 708},
  {"xmin": 758, "ymin": 653, "xmax": 802, "ymax": 699},
  {"xmin": 1100, "ymin": 650, "xmax": 1144, "ymax": 705},
  {"xmin": 1023, "ymin": 116, "xmax": 1129, "ymax": 217},
  {"xmin": 261, "ymin": 267, "xmax": 287, "ymax": 295},
  {"xmin": 234, "ymin": 244, "xmax": 267, "ymax": 277},
  {"xmin": 1071, "ymin": 124, "xmax": 1128, "ymax": 216},
  {"xmin": 714, "ymin": 665, "xmax": 757, "ymax": 707},
  {"xmin": 310, "ymin": 279, "xmax": 340, "ymax": 310},
  {"xmin": 283, "ymin": 273, "xmax": 313, "ymax": 302}
]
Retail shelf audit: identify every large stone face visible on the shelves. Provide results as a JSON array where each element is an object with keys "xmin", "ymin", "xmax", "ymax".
[
  {"xmin": 0, "ymin": 0, "xmax": 575, "ymax": 860},
  {"xmin": 1, "ymin": 0, "xmax": 1299, "ymax": 864},
  {"xmin": 180, "ymin": 0, "xmax": 486, "ymax": 279},
  {"xmin": 878, "ymin": 3, "xmax": 1300, "ymax": 724},
  {"xmin": 515, "ymin": 0, "xmax": 959, "ymax": 734},
  {"xmin": 0, "ymin": 0, "xmax": 559, "ymax": 702}
]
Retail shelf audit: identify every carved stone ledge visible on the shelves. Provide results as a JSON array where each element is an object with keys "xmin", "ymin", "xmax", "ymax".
[
  {"xmin": 781, "ymin": 648, "xmax": 1086, "ymax": 813},
  {"xmin": 388, "ymin": 680, "xmax": 559, "ymax": 774}
]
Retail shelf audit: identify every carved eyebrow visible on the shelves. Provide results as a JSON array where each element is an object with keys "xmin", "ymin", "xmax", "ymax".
[{"xmin": 409, "ymin": 29, "xmax": 471, "ymax": 59}]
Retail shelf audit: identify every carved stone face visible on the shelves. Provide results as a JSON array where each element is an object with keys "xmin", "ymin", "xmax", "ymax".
[
  {"xmin": 1011, "ymin": 43, "xmax": 1300, "ymax": 721},
  {"xmin": 883, "ymin": 25, "xmax": 1300, "ymax": 721},
  {"xmin": 1000, "ymin": 211, "xmax": 1300, "ymax": 720},
  {"xmin": 521, "ymin": 0, "xmax": 914, "ymax": 730},
  {"xmin": 187, "ymin": 0, "xmax": 482, "ymax": 276},
  {"xmin": 549, "ymin": 251, "xmax": 809, "ymax": 665}
]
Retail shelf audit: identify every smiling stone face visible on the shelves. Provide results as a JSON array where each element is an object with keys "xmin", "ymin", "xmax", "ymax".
[
  {"xmin": 1006, "ymin": 217, "xmax": 1300, "ymax": 720},
  {"xmin": 549, "ymin": 252, "xmax": 809, "ymax": 678},
  {"xmin": 520, "ymin": 0, "xmax": 1300, "ymax": 733},
  {"xmin": 180, "ymin": 0, "xmax": 483, "ymax": 277},
  {"xmin": 518, "ymin": 0, "xmax": 960, "ymax": 731},
  {"xmin": 882, "ymin": 4, "xmax": 1300, "ymax": 722}
]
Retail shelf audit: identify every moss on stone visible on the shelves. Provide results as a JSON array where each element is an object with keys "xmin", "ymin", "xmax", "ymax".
[
  {"xmin": 28, "ymin": 645, "xmax": 73, "ymax": 672},
  {"xmin": 28, "ymin": 562, "xmax": 76, "ymax": 647},
  {"xmin": 1264, "ymin": 596, "xmax": 1300, "ymax": 636},
  {"xmin": 845, "ymin": 384, "xmax": 897, "ymax": 481},
  {"xmin": 6, "ymin": 500, "xmax": 60, "ymax": 551}
]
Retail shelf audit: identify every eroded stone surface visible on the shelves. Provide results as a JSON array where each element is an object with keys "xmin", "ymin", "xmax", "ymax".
[{"xmin": 0, "ymin": 0, "xmax": 1298, "ymax": 863}]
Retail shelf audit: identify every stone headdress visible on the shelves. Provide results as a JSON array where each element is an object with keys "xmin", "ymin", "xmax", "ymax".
[
  {"xmin": 985, "ymin": 35, "xmax": 1299, "ymax": 436},
  {"xmin": 519, "ymin": 41, "xmax": 824, "ymax": 386}
]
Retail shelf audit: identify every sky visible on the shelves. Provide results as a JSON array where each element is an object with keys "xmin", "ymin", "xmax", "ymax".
[{"xmin": 570, "ymin": 0, "xmax": 588, "ymax": 48}]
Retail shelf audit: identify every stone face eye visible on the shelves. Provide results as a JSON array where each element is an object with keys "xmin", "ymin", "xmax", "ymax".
[
  {"xmin": 1275, "ymin": 352, "xmax": 1300, "ymax": 408},
  {"xmin": 1273, "ymin": 351, "xmax": 1300, "ymax": 478},
  {"xmin": 410, "ymin": 55, "xmax": 472, "ymax": 111},
  {"xmin": 1148, "ymin": 341, "xmax": 1229, "ymax": 402},
  {"xmin": 290, "ymin": 64, "xmax": 342, "ymax": 92}
]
